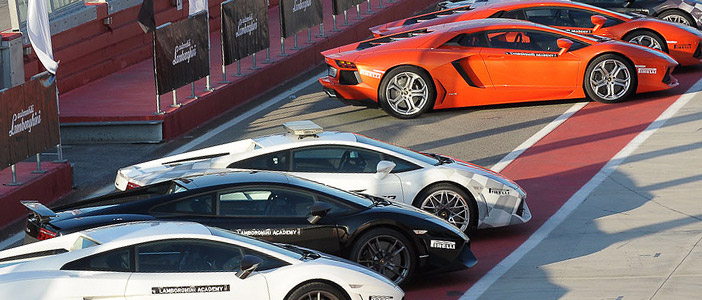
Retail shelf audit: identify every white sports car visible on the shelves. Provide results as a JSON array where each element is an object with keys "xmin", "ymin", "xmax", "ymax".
[
  {"xmin": 0, "ymin": 221, "xmax": 404, "ymax": 300},
  {"xmin": 116, "ymin": 121, "xmax": 531, "ymax": 232}
]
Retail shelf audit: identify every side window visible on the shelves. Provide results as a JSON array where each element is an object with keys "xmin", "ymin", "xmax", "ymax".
[
  {"xmin": 292, "ymin": 147, "xmax": 383, "ymax": 173},
  {"xmin": 228, "ymin": 151, "xmax": 289, "ymax": 171},
  {"xmin": 502, "ymin": 9, "xmax": 527, "ymax": 20},
  {"xmin": 218, "ymin": 187, "xmax": 351, "ymax": 217},
  {"xmin": 61, "ymin": 248, "xmax": 132, "ymax": 272},
  {"xmin": 445, "ymin": 33, "xmax": 488, "ymax": 48},
  {"xmin": 382, "ymin": 155, "xmax": 420, "ymax": 173},
  {"xmin": 487, "ymin": 30, "xmax": 560, "ymax": 52},
  {"xmin": 152, "ymin": 194, "xmax": 214, "ymax": 215},
  {"xmin": 135, "ymin": 240, "xmax": 286, "ymax": 273},
  {"xmin": 567, "ymin": 9, "xmax": 623, "ymax": 28},
  {"xmin": 523, "ymin": 8, "xmax": 564, "ymax": 26}
]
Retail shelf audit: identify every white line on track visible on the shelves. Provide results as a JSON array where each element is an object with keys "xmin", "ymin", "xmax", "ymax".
[
  {"xmin": 491, "ymin": 102, "xmax": 588, "ymax": 172},
  {"xmin": 461, "ymin": 79, "xmax": 702, "ymax": 300}
]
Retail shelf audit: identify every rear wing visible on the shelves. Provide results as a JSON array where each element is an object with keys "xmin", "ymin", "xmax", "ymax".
[
  {"xmin": 357, "ymin": 28, "xmax": 431, "ymax": 50},
  {"xmin": 402, "ymin": 6, "xmax": 473, "ymax": 26},
  {"xmin": 21, "ymin": 201, "xmax": 57, "ymax": 224}
]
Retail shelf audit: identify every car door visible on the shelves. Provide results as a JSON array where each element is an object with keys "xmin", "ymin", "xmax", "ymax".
[
  {"xmin": 479, "ymin": 29, "xmax": 582, "ymax": 102},
  {"xmin": 208, "ymin": 185, "xmax": 346, "ymax": 254},
  {"xmin": 124, "ymin": 239, "xmax": 271, "ymax": 300},
  {"xmin": 286, "ymin": 146, "xmax": 405, "ymax": 201}
]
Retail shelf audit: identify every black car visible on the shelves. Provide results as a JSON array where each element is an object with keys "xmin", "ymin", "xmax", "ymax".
[
  {"xmin": 22, "ymin": 170, "xmax": 477, "ymax": 285},
  {"xmin": 575, "ymin": 0, "xmax": 702, "ymax": 28}
]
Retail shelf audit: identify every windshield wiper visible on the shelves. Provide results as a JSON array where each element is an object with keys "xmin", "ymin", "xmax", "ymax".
[{"xmin": 424, "ymin": 153, "xmax": 453, "ymax": 165}]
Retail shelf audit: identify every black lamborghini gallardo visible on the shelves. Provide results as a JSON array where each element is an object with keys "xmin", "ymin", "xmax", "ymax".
[{"xmin": 22, "ymin": 170, "xmax": 477, "ymax": 285}]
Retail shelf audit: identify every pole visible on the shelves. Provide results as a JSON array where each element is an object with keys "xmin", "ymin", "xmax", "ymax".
[
  {"xmin": 251, "ymin": 52, "xmax": 260, "ymax": 69},
  {"xmin": 205, "ymin": 10, "xmax": 213, "ymax": 92},
  {"xmin": 171, "ymin": 89, "xmax": 181, "ymax": 107},
  {"xmin": 292, "ymin": 33, "xmax": 300, "ymax": 50},
  {"xmin": 235, "ymin": 60, "xmax": 243, "ymax": 76},
  {"xmin": 318, "ymin": 22, "xmax": 326, "ymax": 38},
  {"xmin": 263, "ymin": 48, "xmax": 273, "ymax": 64},
  {"xmin": 332, "ymin": 15, "xmax": 339, "ymax": 31},
  {"xmin": 356, "ymin": 4, "xmax": 361, "ymax": 19},
  {"xmin": 188, "ymin": 82, "xmax": 196, "ymax": 99},
  {"xmin": 306, "ymin": 28, "xmax": 313, "ymax": 44},
  {"xmin": 279, "ymin": 37, "xmax": 288, "ymax": 57},
  {"xmin": 4, "ymin": 165, "xmax": 22, "ymax": 186},
  {"xmin": 32, "ymin": 153, "xmax": 46, "ymax": 174},
  {"xmin": 343, "ymin": 11, "xmax": 348, "ymax": 26},
  {"xmin": 367, "ymin": 0, "xmax": 372, "ymax": 13},
  {"xmin": 155, "ymin": 94, "xmax": 164, "ymax": 114},
  {"xmin": 153, "ymin": 31, "xmax": 165, "ymax": 115},
  {"xmin": 378, "ymin": 0, "xmax": 384, "ymax": 8}
]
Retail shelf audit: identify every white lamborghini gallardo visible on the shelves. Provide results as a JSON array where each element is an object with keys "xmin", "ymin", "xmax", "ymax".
[
  {"xmin": 115, "ymin": 121, "xmax": 531, "ymax": 232},
  {"xmin": 0, "ymin": 221, "xmax": 404, "ymax": 300}
]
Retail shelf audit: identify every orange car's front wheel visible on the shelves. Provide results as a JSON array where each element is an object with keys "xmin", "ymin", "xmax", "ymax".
[
  {"xmin": 584, "ymin": 54, "xmax": 637, "ymax": 104},
  {"xmin": 379, "ymin": 66, "xmax": 436, "ymax": 119}
]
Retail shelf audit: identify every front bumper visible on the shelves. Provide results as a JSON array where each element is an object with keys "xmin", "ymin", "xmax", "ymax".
[{"xmin": 419, "ymin": 240, "xmax": 478, "ymax": 274}]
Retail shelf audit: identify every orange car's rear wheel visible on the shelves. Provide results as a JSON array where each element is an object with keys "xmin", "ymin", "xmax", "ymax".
[
  {"xmin": 584, "ymin": 54, "xmax": 637, "ymax": 104},
  {"xmin": 379, "ymin": 66, "xmax": 436, "ymax": 119}
]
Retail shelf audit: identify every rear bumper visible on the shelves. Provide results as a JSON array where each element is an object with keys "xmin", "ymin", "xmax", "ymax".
[{"xmin": 318, "ymin": 76, "xmax": 379, "ymax": 108}]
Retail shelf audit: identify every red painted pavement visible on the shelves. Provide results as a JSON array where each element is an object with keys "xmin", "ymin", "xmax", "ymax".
[{"xmin": 404, "ymin": 66, "xmax": 702, "ymax": 299}]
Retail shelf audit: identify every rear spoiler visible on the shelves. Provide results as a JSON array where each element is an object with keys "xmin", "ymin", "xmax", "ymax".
[
  {"xmin": 402, "ymin": 5, "xmax": 473, "ymax": 26},
  {"xmin": 21, "ymin": 201, "xmax": 57, "ymax": 224}
]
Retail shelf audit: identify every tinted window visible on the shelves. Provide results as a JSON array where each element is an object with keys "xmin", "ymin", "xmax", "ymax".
[
  {"xmin": 446, "ymin": 33, "xmax": 488, "ymax": 47},
  {"xmin": 383, "ymin": 155, "xmax": 420, "ymax": 173},
  {"xmin": 292, "ymin": 147, "xmax": 383, "ymax": 173},
  {"xmin": 218, "ymin": 187, "xmax": 350, "ymax": 217},
  {"xmin": 487, "ymin": 30, "xmax": 561, "ymax": 52},
  {"xmin": 523, "ymin": 7, "xmax": 622, "ymax": 28},
  {"xmin": 228, "ymin": 151, "xmax": 289, "ymax": 171},
  {"xmin": 62, "ymin": 248, "xmax": 132, "ymax": 272},
  {"xmin": 136, "ymin": 240, "xmax": 286, "ymax": 273},
  {"xmin": 152, "ymin": 194, "xmax": 214, "ymax": 215}
]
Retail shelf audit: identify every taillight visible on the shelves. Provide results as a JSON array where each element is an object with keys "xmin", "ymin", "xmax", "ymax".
[
  {"xmin": 37, "ymin": 228, "xmax": 58, "ymax": 240},
  {"xmin": 126, "ymin": 182, "xmax": 141, "ymax": 190},
  {"xmin": 335, "ymin": 60, "xmax": 357, "ymax": 69}
]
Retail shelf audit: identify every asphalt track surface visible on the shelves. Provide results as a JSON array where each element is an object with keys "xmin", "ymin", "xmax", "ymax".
[{"xmin": 1, "ymin": 63, "xmax": 700, "ymax": 298}]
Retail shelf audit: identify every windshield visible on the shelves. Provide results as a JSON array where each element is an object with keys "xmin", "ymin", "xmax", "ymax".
[
  {"xmin": 208, "ymin": 227, "xmax": 303, "ymax": 260},
  {"xmin": 354, "ymin": 134, "xmax": 440, "ymax": 166}
]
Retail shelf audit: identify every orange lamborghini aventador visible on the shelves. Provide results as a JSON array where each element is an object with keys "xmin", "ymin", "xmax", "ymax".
[
  {"xmin": 370, "ymin": 0, "xmax": 702, "ymax": 66},
  {"xmin": 319, "ymin": 19, "xmax": 678, "ymax": 118}
]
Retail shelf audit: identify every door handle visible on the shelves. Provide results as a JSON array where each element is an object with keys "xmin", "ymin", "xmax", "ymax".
[{"xmin": 488, "ymin": 55, "xmax": 504, "ymax": 59}]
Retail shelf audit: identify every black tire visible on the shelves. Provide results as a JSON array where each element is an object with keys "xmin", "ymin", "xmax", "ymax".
[
  {"xmin": 378, "ymin": 66, "xmax": 436, "ymax": 119},
  {"xmin": 286, "ymin": 282, "xmax": 348, "ymax": 300},
  {"xmin": 658, "ymin": 10, "xmax": 696, "ymax": 28},
  {"xmin": 414, "ymin": 183, "xmax": 478, "ymax": 233},
  {"xmin": 583, "ymin": 54, "xmax": 637, "ymax": 104},
  {"xmin": 622, "ymin": 30, "xmax": 667, "ymax": 53},
  {"xmin": 349, "ymin": 228, "xmax": 416, "ymax": 285}
]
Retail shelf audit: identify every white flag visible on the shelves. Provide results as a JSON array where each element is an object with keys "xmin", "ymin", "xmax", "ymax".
[
  {"xmin": 189, "ymin": 0, "xmax": 208, "ymax": 16},
  {"xmin": 27, "ymin": 0, "xmax": 58, "ymax": 75}
]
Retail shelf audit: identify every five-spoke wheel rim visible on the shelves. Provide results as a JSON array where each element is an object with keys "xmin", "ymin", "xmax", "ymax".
[
  {"xmin": 662, "ymin": 14, "xmax": 690, "ymax": 26},
  {"xmin": 589, "ymin": 59, "xmax": 631, "ymax": 101},
  {"xmin": 420, "ymin": 190, "xmax": 470, "ymax": 232},
  {"xmin": 293, "ymin": 291, "xmax": 342, "ymax": 300},
  {"xmin": 355, "ymin": 235, "xmax": 411, "ymax": 284},
  {"xmin": 627, "ymin": 34, "xmax": 662, "ymax": 51},
  {"xmin": 385, "ymin": 72, "xmax": 428, "ymax": 116}
]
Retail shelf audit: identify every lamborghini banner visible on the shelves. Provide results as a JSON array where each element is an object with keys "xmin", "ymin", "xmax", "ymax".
[
  {"xmin": 153, "ymin": 11, "xmax": 210, "ymax": 95},
  {"xmin": 0, "ymin": 72, "xmax": 59, "ymax": 169},
  {"xmin": 331, "ymin": 0, "xmax": 365, "ymax": 16},
  {"xmin": 279, "ymin": 0, "xmax": 323, "ymax": 38},
  {"xmin": 221, "ymin": 0, "xmax": 270, "ymax": 65}
]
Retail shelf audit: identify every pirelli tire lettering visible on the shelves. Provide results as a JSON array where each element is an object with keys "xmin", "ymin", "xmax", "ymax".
[{"xmin": 152, "ymin": 285, "xmax": 230, "ymax": 294}]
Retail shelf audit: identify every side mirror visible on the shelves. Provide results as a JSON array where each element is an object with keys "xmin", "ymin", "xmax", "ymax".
[
  {"xmin": 235, "ymin": 255, "xmax": 263, "ymax": 279},
  {"xmin": 591, "ymin": 15, "xmax": 607, "ymax": 32},
  {"xmin": 557, "ymin": 38, "xmax": 573, "ymax": 56},
  {"xmin": 375, "ymin": 160, "xmax": 396, "ymax": 180},
  {"xmin": 307, "ymin": 201, "xmax": 332, "ymax": 224}
]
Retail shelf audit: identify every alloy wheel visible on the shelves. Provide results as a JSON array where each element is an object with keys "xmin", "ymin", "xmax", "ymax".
[
  {"xmin": 384, "ymin": 72, "xmax": 429, "ymax": 117},
  {"xmin": 355, "ymin": 234, "xmax": 411, "ymax": 284},
  {"xmin": 420, "ymin": 190, "xmax": 471, "ymax": 232},
  {"xmin": 662, "ymin": 14, "xmax": 691, "ymax": 26},
  {"xmin": 293, "ymin": 291, "xmax": 342, "ymax": 300},
  {"xmin": 627, "ymin": 35, "xmax": 662, "ymax": 51},
  {"xmin": 589, "ymin": 59, "xmax": 632, "ymax": 101}
]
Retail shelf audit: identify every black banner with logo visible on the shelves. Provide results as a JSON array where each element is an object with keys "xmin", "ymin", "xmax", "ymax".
[
  {"xmin": 0, "ymin": 72, "xmax": 60, "ymax": 169},
  {"xmin": 331, "ymin": 0, "xmax": 365, "ymax": 15},
  {"xmin": 153, "ymin": 11, "xmax": 210, "ymax": 95},
  {"xmin": 221, "ymin": 0, "xmax": 270, "ymax": 65},
  {"xmin": 279, "ymin": 0, "xmax": 323, "ymax": 38}
]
